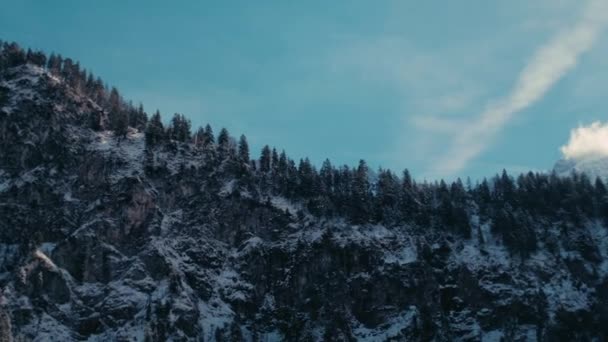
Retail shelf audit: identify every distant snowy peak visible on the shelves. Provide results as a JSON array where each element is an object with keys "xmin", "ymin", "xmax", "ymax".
[{"xmin": 554, "ymin": 155, "xmax": 608, "ymax": 181}]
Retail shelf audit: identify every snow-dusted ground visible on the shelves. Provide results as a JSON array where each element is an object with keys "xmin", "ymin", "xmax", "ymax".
[
  {"xmin": 88, "ymin": 129, "xmax": 145, "ymax": 183},
  {"xmin": 0, "ymin": 65, "xmax": 46, "ymax": 114}
]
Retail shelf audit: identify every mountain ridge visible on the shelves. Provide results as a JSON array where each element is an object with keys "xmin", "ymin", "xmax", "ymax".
[{"xmin": 0, "ymin": 41, "xmax": 607, "ymax": 341}]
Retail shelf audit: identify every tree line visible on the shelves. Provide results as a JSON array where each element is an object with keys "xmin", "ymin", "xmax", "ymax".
[
  {"xmin": 2, "ymin": 40, "xmax": 606, "ymax": 259},
  {"xmin": 0, "ymin": 40, "xmax": 148, "ymax": 136}
]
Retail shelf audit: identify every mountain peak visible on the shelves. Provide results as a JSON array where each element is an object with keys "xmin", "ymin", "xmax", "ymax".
[{"xmin": 554, "ymin": 154, "xmax": 608, "ymax": 181}]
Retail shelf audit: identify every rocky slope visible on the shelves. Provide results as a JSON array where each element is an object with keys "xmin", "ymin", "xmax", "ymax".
[{"xmin": 0, "ymin": 63, "xmax": 607, "ymax": 341}]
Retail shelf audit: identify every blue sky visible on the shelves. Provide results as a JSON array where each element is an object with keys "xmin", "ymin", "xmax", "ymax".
[{"xmin": 2, "ymin": 0, "xmax": 608, "ymax": 180}]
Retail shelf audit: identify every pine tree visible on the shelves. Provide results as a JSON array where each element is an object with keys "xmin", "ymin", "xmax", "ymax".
[
  {"xmin": 276, "ymin": 150, "xmax": 289, "ymax": 195},
  {"xmin": 193, "ymin": 127, "xmax": 206, "ymax": 147},
  {"xmin": 203, "ymin": 124, "xmax": 215, "ymax": 146},
  {"xmin": 217, "ymin": 128, "xmax": 230, "ymax": 150},
  {"xmin": 108, "ymin": 87, "xmax": 129, "ymax": 137},
  {"xmin": 351, "ymin": 160, "xmax": 371, "ymax": 223},
  {"xmin": 297, "ymin": 158, "xmax": 318, "ymax": 198},
  {"xmin": 450, "ymin": 178, "xmax": 467, "ymax": 203},
  {"xmin": 271, "ymin": 148, "xmax": 279, "ymax": 175},
  {"xmin": 285, "ymin": 158, "xmax": 299, "ymax": 197},
  {"xmin": 169, "ymin": 113, "xmax": 191, "ymax": 142},
  {"xmin": 26, "ymin": 50, "xmax": 46, "ymax": 67},
  {"xmin": 145, "ymin": 110, "xmax": 165, "ymax": 147},
  {"xmin": 129, "ymin": 103, "xmax": 148, "ymax": 131},
  {"xmin": 495, "ymin": 169, "xmax": 515, "ymax": 204},
  {"xmin": 400, "ymin": 169, "xmax": 417, "ymax": 219},
  {"xmin": 376, "ymin": 169, "xmax": 400, "ymax": 223},
  {"xmin": 61, "ymin": 58, "xmax": 79, "ymax": 87},
  {"xmin": 238, "ymin": 135, "xmax": 250, "ymax": 163},
  {"xmin": 4, "ymin": 42, "xmax": 25, "ymax": 67},
  {"xmin": 0, "ymin": 42, "xmax": 5, "ymax": 71},
  {"xmin": 319, "ymin": 159, "xmax": 334, "ymax": 195},
  {"xmin": 113, "ymin": 109, "xmax": 129, "ymax": 139},
  {"xmin": 333, "ymin": 165, "xmax": 352, "ymax": 215},
  {"xmin": 260, "ymin": 145, "xmax": 272, "ymax": 173},
  {"xmin": 47, "ymin": 53, "xmax": 62, "ymax": 74}
]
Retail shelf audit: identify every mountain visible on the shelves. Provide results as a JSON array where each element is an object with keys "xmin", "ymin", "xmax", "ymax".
[
  {"xmin": 1, "ymin": 41, "xmax": 608, "ymax": 341},
  {"xmin": 554, "ymin": 155, "xmax": 608, "ymax": 181}
]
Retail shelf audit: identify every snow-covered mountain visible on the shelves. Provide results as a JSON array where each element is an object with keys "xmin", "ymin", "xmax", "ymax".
[
  {"xmin": 0, "ymin": 44, "xmax": 607, "ymax": 341},
  {"xmin": 554, "ymin": 155, "xmax": 608, "ymax": 181}
]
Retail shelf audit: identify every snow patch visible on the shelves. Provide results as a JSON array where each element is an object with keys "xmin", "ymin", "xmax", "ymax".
[
  {"xmin": 160, "ymin": 210, "xmax": 183, "ymax": 236},
  {"xmin": 270, "ymin": 196, "xmax": 302, "ymax": 214},
  {"xmin": 89, "ymin": 129, "xmax": 145, "ymax": 183},
  {"xmin": 353, "ymin": 306, "xmax": 417, "ymax": 340},
  {"xmin": 543, "ymin": 276, "xmax": 593, "ymax": 315},
  {"xmin": 219, "ymin": 179, "xmax": 237, "ymax": 197},
  {"xmin": 384, "ymin": 245, "xmax": 417, "ymax": 265}
]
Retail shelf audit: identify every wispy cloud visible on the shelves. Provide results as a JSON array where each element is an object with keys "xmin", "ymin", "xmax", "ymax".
[
  {"xmin": 561, "ymin": 121, "xmax": 608, "ymax": 159},
  {"xmin": 430, "ymin": 0, "xmax": 608, "ymax": 176}
]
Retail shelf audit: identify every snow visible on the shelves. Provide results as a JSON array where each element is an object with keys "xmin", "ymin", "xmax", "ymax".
[
  {"xmin": 150, "ymin": 145, "xmax": 207, "ymax": 176},
  {"xmin": 215, "ymin": 268, "xmax": 253, "ymax": 302},
  {"xmin": 88, "ymin": 129, "xmax": 145, "ymax": 183},
  {"xmin": 260, "ymin": 293, "xmax": 276, "ymax": 312},
  {"xmin": 330, "ymin": 224, "xmax": 395, "ymax": 247},
  {"xmin": 482, "ymin": 330, "xmax": 504, "ymax": 342},
  {"xmin": 270, "ymin": 196, "xmax": 302, "ymax": 214},
  {"xmin": 0, "ymin": 64, "xmax": 47, "ymax": 114},
  {"xmin": 285, "ymin": 227, "xmax": 325, "ymax": 246},
  {"xmin": 588, "ymin": 222, "xmax": 608, "ymax": 279},
  {"xmin": 1, "ymin": 64, "xmax": 607, "ymax": 340},
  {"xmin": 454, "ymin": 243, "xmax": 510, "ymax": 272},
  {"xmin": 543, "ymin": 276, "xmax": 593, "ymax": 315},
  {"xmin": 22, "ymin": 313, "xmax": 74, "ymax": 342},
  {"xmin": 236, "ymin": 236, "xmax": 264, "ymax": 257},
  {"xmin": 0, "ymin": 166, "xmax": 46, "ymax": 191},
  {"xmin": 383, "ymin": 245, "xmax": 417, "ymax": 265},
  {"xmin": 98, "ymin": 281, "xmax": 148, "ymax": 315},
  {"xmin": 160, "ymin": 210, "xmax": 183, "ymax": 236},
  {"xmin": 69, "ymin": 218, "xmax": 106, "ymax": 238},
  {"xmin": 352, "ymin": 306, "xmax": 417, "ymax": 340},
  {"xmin": 198, "ymin": 298, "xmax": 234, "ymax": 341},
  {"xmin": 449, "ymin": 309, "xmax": 482, "ymax": 341},
  {"xmin": 63, "ymin": 191, "xmax": 76, "ymax": 202},
  {"xmin": 219, "ymin": 179, "xmax": 237, "ymax": 197}
]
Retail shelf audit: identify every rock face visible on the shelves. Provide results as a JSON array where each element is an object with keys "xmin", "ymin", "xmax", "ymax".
[{"xmin": 0, "ymin": 64, "xmax": 607, "ymax": 341}]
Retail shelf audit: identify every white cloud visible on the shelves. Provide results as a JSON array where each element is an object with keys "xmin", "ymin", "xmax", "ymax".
[
  {"xmin": 561, "ymin": 121, "xmax": 608, "ymax": 159},
  {"xmin": 431, "ymin": 0, "xmax": 608, "ymax": 176}
]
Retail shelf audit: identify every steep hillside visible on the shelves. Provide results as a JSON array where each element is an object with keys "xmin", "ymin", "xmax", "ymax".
[{"xmin": 0, "ymin": 42, "xmax": 607, "ymax": 341}]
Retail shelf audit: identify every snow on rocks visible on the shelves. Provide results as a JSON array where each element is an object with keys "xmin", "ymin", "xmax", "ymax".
[
  {"xmin": 88, "ymin": 129, "xmax": 145, "ymax": 183},
  {"xmin": 0, "ymin": 65, "xmax": 45, "ymax": 114},
  {"xmin": 353, "ymin": 306, "xmax": 418, "ymax": 340}
]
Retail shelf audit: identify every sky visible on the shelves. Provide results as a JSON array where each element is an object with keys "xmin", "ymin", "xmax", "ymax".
[{"xmin": 2, "ymin": 0, "xmax": 608, "ymax": 181}]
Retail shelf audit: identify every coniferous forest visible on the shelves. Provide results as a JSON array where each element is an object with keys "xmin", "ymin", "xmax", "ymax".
[{"xmin": 1, "ymin": 40, "xmax": 607, "ymax": 341}]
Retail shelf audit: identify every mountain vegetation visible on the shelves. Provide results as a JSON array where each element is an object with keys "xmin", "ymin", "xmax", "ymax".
[{"xmin": 0, "ymin": 40, "xmax": 607, "ymax": 341}]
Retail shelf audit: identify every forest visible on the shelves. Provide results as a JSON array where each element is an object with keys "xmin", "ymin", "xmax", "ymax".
[{"xmin": 1, "ymin": 39, "xmax": 605, "ymax": 261}]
